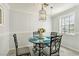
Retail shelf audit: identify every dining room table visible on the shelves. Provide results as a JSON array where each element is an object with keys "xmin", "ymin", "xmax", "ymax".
[{"xmin": 29, "ymin": 36, "xmax": 51, "ymax": 56}]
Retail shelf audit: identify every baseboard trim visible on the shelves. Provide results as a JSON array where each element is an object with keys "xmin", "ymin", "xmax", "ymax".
[{"xmin": 61, "ymin": 45, "xmax": 79, "ymax": 53}]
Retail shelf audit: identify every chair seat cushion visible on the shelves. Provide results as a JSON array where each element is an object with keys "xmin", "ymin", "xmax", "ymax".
[
  {"xmin": 17, "ymin": 47, "xmax": 30, "ymax": 55},
  {"xmin": 43, "ymin": 47, "xmax": 50, "ymax": 55},
  {"xmin": 43, "ymin": 47, "xmax": 59, "ymax": 56}
]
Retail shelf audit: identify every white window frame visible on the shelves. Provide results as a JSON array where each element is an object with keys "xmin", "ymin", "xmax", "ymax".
[
  {"xmin": 59, "ymin": 12, "xmax": 75, "ymax": 35},
  {"xmin": 0, "ymin": 6, "xmax": 4, "ymax": 26}
]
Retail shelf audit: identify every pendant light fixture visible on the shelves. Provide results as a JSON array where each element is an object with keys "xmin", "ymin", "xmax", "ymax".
[{"xmin": 39, "ymin": 3, "xmax": 48, "ymax": 20}]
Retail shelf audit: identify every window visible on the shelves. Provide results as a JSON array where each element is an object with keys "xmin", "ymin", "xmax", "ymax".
[
  {"xmin": 0, "ymin": 7, "xmax": 3, "ymax": 25},
  {"xmin": 0, "ymin": 9, "xmax": 2, "ymax": 24},
  {"xmin": 59, "ymin": 13, "xmax": 75, "ymax": 34}
]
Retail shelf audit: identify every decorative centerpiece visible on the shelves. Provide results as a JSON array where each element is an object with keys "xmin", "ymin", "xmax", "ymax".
[{"xmin": 38, "ymin": 28, "xmax": 45, "ymax": 39}]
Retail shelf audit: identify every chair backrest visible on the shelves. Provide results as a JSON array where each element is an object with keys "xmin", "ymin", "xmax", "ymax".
[
  {"xmin": 50, "ymin": 34, "xmax": 62, "ymax": 56},
  {"xmin": 13, "ymin": 34, "xmax": 18, "ymax": 56},
  {"xmin": 51, "ymin": 32, "xmax": 57, "ymax": 37},
  {"xmin": 33, "ymin": 31, "xmax": 39, "ymax": 37}
]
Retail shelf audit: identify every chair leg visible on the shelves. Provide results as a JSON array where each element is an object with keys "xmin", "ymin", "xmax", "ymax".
[
  {"xmin": 26, "ymin": 53, "xmax": 31, "ymax": 56},
  {"xmin": 29, "ymin": 53, "xmax": 31, "ymax": 56},
  {"xmin": 57, "ymin": 51, "xmax": 60, "ymax": 56}
]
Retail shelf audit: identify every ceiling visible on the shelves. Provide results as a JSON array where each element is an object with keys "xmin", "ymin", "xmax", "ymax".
[{"xmin": 9, "ymin": 3, "xmax": 79, "ymax": 15}]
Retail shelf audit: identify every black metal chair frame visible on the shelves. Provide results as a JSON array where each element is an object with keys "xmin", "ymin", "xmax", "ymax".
[
  {"xmin": 13, "ymin": 34, "xmax": 31, "ymax": 56},
  {"xmin": 50, "ymin": 35, "xmax": 62, "ymax": 56}
]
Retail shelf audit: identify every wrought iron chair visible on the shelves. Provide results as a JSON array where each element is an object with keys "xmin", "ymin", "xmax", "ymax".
[
  {"xmin": 13, "ymin": 34, "xmax": 31, "ymax": 56},
  {"xmin": 51, "ymin": 32, "xmax": 57, "ymax": 37},
  {"xmin": 43, "ymin": 32, "xmax": 62, "ymax": 56},
  {"xmin": 49, "ymin": 35, "xmax": 62, "ymax": 56},
  {"xmin": 32, "ymin": 32, "xmax": 39, "ymax": 55},
  {"xmin": 33, "ymin": 31, "xmax": 39, "ymax": 37}
]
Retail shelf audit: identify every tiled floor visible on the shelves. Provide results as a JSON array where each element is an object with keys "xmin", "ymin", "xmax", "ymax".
[{"xmin": 7, "ymin": 46, "xmax": 79, "ymax": 56}]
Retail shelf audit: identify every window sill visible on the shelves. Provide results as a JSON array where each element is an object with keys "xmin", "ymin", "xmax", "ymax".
[{"xmin": 63, "ymin": 33, "xmax": 75, "ymax": 35}]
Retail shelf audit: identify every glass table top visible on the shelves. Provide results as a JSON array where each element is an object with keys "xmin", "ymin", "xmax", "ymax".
[{"xmin": 29, "ymin": 36, "xmax": 51, "ymax": 44}]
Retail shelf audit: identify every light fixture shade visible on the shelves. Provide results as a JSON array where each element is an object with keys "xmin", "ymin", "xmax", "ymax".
[{"xmin": 39, "ymin": 9, "xmax": 46, "ymax": 20}]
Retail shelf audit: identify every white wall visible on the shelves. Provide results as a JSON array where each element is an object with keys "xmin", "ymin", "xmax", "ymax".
[
  {"xmin": 0, "ymin": 4, "xmax": 9, "ymax": 55},
  {"xmin": 9, "ymin": 4, "xmax": 52, "ymax": 49},
  {"xmin": 51, "ymin": 5, "xmax": 79, "ymax": 52}
]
